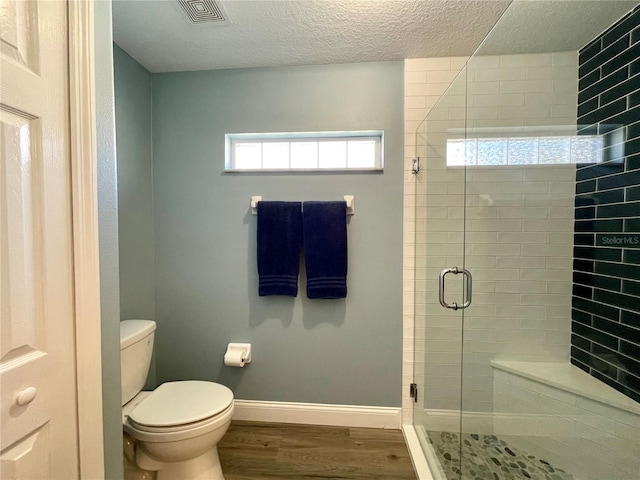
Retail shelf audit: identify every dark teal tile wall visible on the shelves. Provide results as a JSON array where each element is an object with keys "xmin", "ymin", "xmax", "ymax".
[{"xmin": 573, "ymin": 6, "xmax": 640, "ymax": 403}]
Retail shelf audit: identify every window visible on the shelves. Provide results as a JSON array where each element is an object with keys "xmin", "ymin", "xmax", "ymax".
[
  {"xmin": 225, "ymin": 131, "xmax": 383, "ymax": 171},
  {"xmin": 446, "ymin": 135, "xmax": 603, "ymax": 167}
]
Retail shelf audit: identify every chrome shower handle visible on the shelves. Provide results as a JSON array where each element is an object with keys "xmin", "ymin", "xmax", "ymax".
[{"xmin": 439, "ymin": 267, "xmax": 473, "ymax": 310}]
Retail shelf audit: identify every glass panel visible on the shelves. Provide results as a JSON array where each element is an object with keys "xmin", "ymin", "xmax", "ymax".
[
  {"xmin": 226, "ymin": 132, "xmax": 382, "ymax": 171},
  {"xmin": 507, "ymin": 138, "xmax": 538, "ymax": 165},
  {"xmin": 448, "ymin": 136, "xmax": 607, "ymax": 167},
  {"xmin": 347, "ymin": 140, "xmax": 376, "ymax": 168},
  {"xmin": 571, "ymin": 136, "xmax": 604, "ymax": 164},
  {"xmin": 262, "ymin": 142, "xmax": 289, "ymax": 169},
  {"xmin": 318, "ymin": 141, "xmax": 347, "ymax": 168},
  {"xmin": 290, "ymin": 141, "xmax": 318, "ymax": 169},
  {"xmin": 539, "ymin": 137, "xmax": 571, "ymax": 164},
  {"xmin": 412, "ymin": 4, "xmax": 640, "ymax": 480},
  {"xmin": 413, "ymin": 66, "xmax": 468, "ymax": 479},
  {"xmin": 234, "ymin": 142, "xmax": 261, "ymax": 169},
  {"xmin": 446, "ymin": 139, "xmax": 467, "ymax": 166},
  {"xmin": 464, "ymin": 139, "xmax": 477, "ymax": 166},
  {"xmin": 477, "ymin": 139, "xmax": 508, "ymax": 166},
  {"xmin": 458, "ymin": 2, "xmax": 640, "ymax": 480}
]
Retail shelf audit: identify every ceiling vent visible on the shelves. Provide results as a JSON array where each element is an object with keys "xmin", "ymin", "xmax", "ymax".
[{"xmin": 174, "ymin": 0, "xmax": 230, "ymax": 26}]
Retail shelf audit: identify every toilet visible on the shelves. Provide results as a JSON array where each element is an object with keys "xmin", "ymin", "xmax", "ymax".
[{"xmin": 120, "ymin": 320, "xmax": 234, "ymax": 480}]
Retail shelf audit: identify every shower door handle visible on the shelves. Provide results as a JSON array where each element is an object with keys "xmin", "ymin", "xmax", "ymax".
[{"xmin": 439, "ymin": 267, "xmax": 472, "ymax": 310}]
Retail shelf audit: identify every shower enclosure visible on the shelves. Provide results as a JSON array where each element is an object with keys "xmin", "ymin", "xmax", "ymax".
[{"xmin": 410, "ymin": 1, "xmax": 640, "ymax": 479}]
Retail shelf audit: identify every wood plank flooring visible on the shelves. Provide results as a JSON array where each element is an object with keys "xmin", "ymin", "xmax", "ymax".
[{"xmin": 218, "ymin": 421, "xmax": 418, "ymax": 480}]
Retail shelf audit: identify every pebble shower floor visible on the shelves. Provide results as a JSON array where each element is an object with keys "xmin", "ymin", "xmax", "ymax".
[{"xmin": 427, "ymin": 431, "xmax": 574, "ymax": 480}]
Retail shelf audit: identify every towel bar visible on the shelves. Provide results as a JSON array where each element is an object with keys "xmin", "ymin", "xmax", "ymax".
[{"xmin": 251, "ymin": 195, "xmax": 355, "ymax": 216}]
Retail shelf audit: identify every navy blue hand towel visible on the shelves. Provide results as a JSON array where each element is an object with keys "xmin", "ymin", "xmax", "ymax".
[
  {"xmin": 257, "ymin": 201, "xmax": 302, "ymax": 296},
  {"xmin": 303, "ymin": 201, "xmax": 347, "ymax": 299}
]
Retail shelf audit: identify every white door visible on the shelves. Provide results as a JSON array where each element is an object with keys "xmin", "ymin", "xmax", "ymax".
[{"xmin": 1, "ymin": 0, "xmax": 81, "ymax": 477}]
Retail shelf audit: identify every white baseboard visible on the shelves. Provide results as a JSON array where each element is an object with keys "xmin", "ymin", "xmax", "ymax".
[{"xmin": 232, "ymin": 399, "xmax": 401, "ymax": 429}]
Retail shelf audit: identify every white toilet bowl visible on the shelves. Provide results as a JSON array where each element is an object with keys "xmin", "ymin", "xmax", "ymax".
[
  {"xmin": 120, "ymin": 321, "xmax": 235, "ymax": 480},
  {"xmin": 123, "ymin": 380, "xmax": 234, "ymax": 480}
]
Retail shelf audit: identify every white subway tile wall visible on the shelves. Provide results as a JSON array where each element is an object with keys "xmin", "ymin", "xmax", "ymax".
[
  {"xmin": 494, "ymin": 369, "xmax": 640, "ymax": 479},
  {"xmin": 403, "ymin": 52, "xmax": 579, "ymax": 423}
]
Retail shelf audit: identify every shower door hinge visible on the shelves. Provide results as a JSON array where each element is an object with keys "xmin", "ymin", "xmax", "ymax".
[
  {"xmin": 409, "ymin": 383, "xmax": 418, "ymax": 403},
  {"xmin": 411, "ymin": 157, "xmax": 420, "ymax": 175}
]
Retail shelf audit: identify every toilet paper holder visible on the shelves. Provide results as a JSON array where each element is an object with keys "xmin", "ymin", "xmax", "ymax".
[{"xmin": 224, "ymin": 343, "xmax": 252, "ymax": 366}]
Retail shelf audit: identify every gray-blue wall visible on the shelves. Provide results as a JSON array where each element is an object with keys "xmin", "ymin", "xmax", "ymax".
[
  {"xmin": 151, "ymin": 62, "xmax": 404, "ymax": 406},
  {"xmin": 113, "ymin": 44, "xmax": 156, "ymax": 390},
  {"xmin": 95, "ymin": 1, "xmax": 123, "ymax": 478},
  {"xmin": 114, "ymin": 44, "xmax": 155, "ymax": 323}
]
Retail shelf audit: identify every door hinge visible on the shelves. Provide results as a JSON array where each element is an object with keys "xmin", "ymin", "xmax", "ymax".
[{"xmin": 409, "ymin": 383, "xmax": 418, "ymax": 403}]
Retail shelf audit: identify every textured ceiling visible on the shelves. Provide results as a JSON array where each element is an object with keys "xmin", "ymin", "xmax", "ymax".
[
  {"xmin": 112, "ymin": 0, "xmax": 511, "ymax": 73},
  {"xmin": 113, "ymin": 0, "xmax": 639, "ymax": 74},
  {"xmin": 476, "ymin": 0, "xmax": 640, "ymax": 56}
]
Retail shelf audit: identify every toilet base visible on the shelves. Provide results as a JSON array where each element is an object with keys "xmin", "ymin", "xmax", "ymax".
[
  {"xmin": 149, "ymin": 446, "xmax": 224, "ymax": 480},
  {"xmin": 123, "ymin": 433, "xmax": 155, "ymax": 480}
]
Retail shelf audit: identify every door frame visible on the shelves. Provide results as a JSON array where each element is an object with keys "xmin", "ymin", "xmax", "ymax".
[{"xmin": 68, "ymin": 1, "xmax": 105, "ymax": 478}]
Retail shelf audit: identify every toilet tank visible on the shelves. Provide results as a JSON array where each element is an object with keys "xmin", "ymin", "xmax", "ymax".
[{"xmin": 120, "ymin": 320, "xmax": 156, "ymax": 406}]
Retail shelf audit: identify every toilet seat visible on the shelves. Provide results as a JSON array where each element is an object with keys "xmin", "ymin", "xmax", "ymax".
[
  {"xmin": 130, "ymin": 403, "xmax": 234, "ymax": 434},
  {"xmin": 124, "ymin": 399, "xmax": 234, "ymax": 444},
  {"xmin": 128, "ymin": 381, "xmax": 233, "ymax": 430}
]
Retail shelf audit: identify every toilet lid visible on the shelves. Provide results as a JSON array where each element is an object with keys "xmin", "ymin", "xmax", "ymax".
[{"xmin": 129, "ymin": 381, "xmax": 233, "ymax": 427}]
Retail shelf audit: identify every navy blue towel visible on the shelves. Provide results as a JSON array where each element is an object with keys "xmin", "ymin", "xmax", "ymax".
[
  {"xmin": 257, "ymin": 201, "xmax": 302, "ymax": 296},
  {"xmin": 303, "ymin": 201, "xmax": 348, "ymax": 299}
]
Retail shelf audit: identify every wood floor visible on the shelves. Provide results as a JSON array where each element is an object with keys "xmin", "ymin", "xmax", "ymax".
[{"xmin": 218, "ymin": 421, "xmax": 418, "ymax": 480}]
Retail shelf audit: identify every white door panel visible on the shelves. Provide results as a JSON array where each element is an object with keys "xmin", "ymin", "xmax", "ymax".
[
  {"xmin": 1, "ymin": 0, "xmax": 80, "ymax": 477},
  {"xmin": 1, "ymin": 424, "xmax": 49, "ymax": 480},
  {"xmin": 0, "ymin": 0, "xmax": 40, "ymax": 74}
]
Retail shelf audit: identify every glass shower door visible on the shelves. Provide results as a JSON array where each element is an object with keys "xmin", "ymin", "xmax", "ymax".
[
  {"xmin": 457, "ymin": 2, "xmax": 640, "ymax": 480},
  {"xmin": 413, "ymin": 3, "xmax": 640, "ymax": 479},
  {"xmin": 412, "ymin": 66, "xmax": 470, "ymax": 479}
]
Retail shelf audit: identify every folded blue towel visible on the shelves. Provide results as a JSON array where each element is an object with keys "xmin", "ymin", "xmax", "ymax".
[
  {"xmin": 303, "ymin": 201, "xmax": 348, "ymax": 299},
  {"xmin": 257, "ymin": 201, "xmax": 302, "ymax": 297}
]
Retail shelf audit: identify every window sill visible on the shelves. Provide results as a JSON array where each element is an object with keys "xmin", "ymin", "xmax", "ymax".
[{"xmin": 223, "ymin": 168, "xmax": 384, "ymax": 174}]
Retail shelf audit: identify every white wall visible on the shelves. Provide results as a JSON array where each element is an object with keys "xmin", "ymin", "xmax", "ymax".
[
  {"xmin": 403, "ymin": 52, "xmax": 579, "ymax": 422},
  {"xmin": 494, "ymin": 368, "xmax": 640, "ymax": 479}
]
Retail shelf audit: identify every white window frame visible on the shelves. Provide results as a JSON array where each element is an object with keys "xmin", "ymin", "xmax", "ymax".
[{"xmin": 224, "ymin": 130, "xmax": 384, "ymax": 172}]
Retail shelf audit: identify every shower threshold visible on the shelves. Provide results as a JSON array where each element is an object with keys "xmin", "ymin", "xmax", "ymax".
[{"xmin": 427, "ymin": 430, "xmax": 574, "ymax": 480}]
